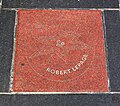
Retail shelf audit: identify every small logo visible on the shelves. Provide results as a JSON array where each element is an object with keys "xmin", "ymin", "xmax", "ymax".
[{"xmin": 56, "ymin": 40, "xmax": 65, "ymax": 47}]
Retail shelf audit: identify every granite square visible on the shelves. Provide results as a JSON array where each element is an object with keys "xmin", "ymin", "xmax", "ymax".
[{"xmin": 13, "ymin": 10, "xmax": 108, "ymax": 92}]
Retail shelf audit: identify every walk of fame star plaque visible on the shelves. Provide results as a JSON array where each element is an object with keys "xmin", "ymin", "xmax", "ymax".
[{"xmin": 13, "ymin": 10, "xmax": 108, "ymax": 92}]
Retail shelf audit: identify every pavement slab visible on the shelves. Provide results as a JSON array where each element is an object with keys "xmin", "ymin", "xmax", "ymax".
[
  {"xmin": 0, "ymin": 94, "xmax": 120, "ymax": 106},
  {"xmin": 0, "ymin": 10, "xmax": 16, "ymax": 92},
  {"xmin": 104, "ymin": 10, "xmax": 120, "ymax": 92},
  {"xmin": 2, "ymin": 0, "xmax": 119, "ymax": 8},
  {"xmin": 12, "ymin": 10, "xmax": 108, "ymax": 92}
]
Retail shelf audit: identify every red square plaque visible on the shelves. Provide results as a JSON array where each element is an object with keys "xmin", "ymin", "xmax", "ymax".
[{"xmin": 13, "ymin": 10, "xmax": 108, "ymax": 92}]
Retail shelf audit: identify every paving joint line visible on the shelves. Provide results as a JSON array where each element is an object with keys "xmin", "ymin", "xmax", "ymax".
[
  {"xmin": 9, "ymin": 10, "xmax": 18, "ymax": 92},
  {"xmin": 0, "ymin": 0, "xmax": 2, "ymax": 11},
  {"xmin": 119, "ymin": 0, "xmax": 120, "ymax": 8},
  {"xmin": 102, "ymin": 11, "xmax": 111, "ymax": 92},
  {"xmin": 1, "ymin": 92, "xmax": 120, "ymax": 95},
  {"xmin": 4, "ymin": 8, "xmax": 120, "ymax": 10}
]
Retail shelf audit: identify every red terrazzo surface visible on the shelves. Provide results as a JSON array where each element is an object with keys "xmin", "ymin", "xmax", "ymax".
[{"xmin": 13, "ymin": 10, "xmax": 108, "ymax": 92}]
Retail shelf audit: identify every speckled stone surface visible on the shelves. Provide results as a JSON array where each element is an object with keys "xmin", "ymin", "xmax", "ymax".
[
  {"xmin": 104, "ymin": 10, "xmax": 120, "ymax": 92},
  {"xmin": 2, "ymin": 0, "xmax": 119, "ymax": 8},
  {"xmin": 1, "ymin": 0, "xmax": 120, "ymax": 105},
  {"xmin": 0, "ymin": 10, "xmax": 15, "ymax": 92},
  {"xmin": 0, "ymin": 94, "xmax": 120, "ymax": 106},
  {"xmin": 13, "ymin": 10, "xmax": 108, "ymax": 92}
]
